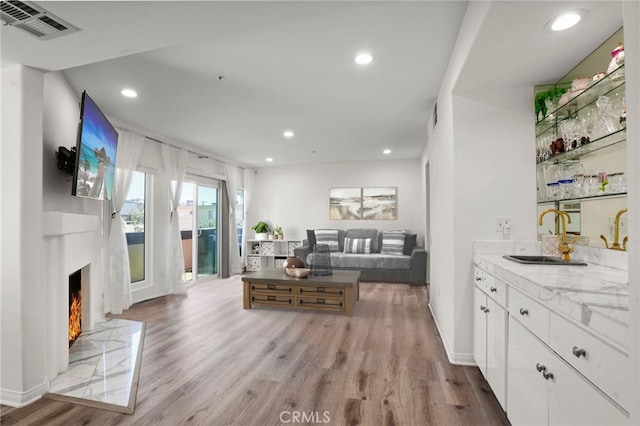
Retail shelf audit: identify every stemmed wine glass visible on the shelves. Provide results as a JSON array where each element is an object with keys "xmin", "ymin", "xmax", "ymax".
[{"xmin": 571, "ymin": 163, "xmax": 585, "ymax": 197}]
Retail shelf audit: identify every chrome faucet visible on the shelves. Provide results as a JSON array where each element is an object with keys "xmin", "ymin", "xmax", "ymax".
[
  {"xmin": 538, "ymin": 208, "xmax": 575, "ymax": 261},
  {"xmin": 600, "ymin": 208, "xmax": 628, "ymax": 251}
]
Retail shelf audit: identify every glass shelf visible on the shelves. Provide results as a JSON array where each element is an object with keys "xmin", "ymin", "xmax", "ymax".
[
  {"xmin": 537, "ymin": 128, "xmax": 626, "ymax": 165},
  {"xmin": 537, "ymin": 191, "xmax": 626, "ymax": 205},
  {"xmin": 536, "ymin": 64, "xmax": 625, "ymax": 129}
]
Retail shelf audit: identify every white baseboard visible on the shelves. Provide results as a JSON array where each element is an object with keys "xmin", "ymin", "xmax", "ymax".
[
  {"xmin": 427, "ymin": 302, "xmax": 477, "ymax": 366},
  {"xmin": 1, "ymin": 382, "xmax": 46, "ymax": 408}
]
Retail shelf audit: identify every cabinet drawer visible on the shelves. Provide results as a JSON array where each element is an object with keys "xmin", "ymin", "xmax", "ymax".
[
  {"xmin": 549, "ymin": 312, "xmax": 630, "ymax": 411},
  {"xmin": 485, "ymin": 275, "xmax": 507, "ymax": 307},
  {"xmin": 298, "ymin": 285, "xmax": 345, "ymax": 298},
  {"xmin": 250, "ymin": 294, "xmax": 295, "ymax": 306},
  {"xmin": 509, "ymin": 288, "xmax": 550, "ymax": 343},
  {"xmin": 248, "ymin": 282, "xmax": 294, "ymax": 294},
  {"xmin": 298, "ymin": 297, "xmax": 344, "ymax": 310}
]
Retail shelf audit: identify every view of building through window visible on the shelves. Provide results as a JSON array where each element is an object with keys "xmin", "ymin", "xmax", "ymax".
[{"xmin": 124, "ymin": 171, "xmax": 145, "ymax": 282}]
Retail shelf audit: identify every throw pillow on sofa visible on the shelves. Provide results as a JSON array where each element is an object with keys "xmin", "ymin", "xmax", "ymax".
[
  {"xmin": 343, "ymin": 237, "xmax": 372, "ymax": 254},
  {"xmin": 381, "ymin": 230, "xmax": 406, "ymax": 255},
  {"xmin": 314, "ymin": 229, "xmax": 340, "ymax": 252}
]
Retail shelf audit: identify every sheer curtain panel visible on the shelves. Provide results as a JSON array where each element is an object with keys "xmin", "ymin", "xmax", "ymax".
[
  {"xmin": 161, "ymin": 144, "xmax": 188, "ymax": 293},
  {"xmin": 223, "ymin": 163, "xmax": 242, "ymax": 275},
  {"xmin": 241, "ymin": 169, "xmax": 255, "ymax": 269},
  {"xmin": 107, "ymin": 130, "xmax": 145, "ymax": 314}
]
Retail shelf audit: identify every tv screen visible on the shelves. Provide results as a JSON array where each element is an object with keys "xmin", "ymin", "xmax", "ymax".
[{"xmin": 72, "ymin": 91, "xmax": 118, "ymax": 200}]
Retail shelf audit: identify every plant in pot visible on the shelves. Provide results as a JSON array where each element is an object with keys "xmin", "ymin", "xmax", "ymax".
[
  {"xmin": 251, "ymin": 221, "xmax": 271, "ymax": 241},
  {"xmin": 273, "ymin": 225, "xmax": 283, "ymax": 240}
]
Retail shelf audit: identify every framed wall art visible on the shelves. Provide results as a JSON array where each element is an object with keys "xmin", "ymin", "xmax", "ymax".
[{"xmin": 329, "ymin": 187, "xmax": 397, "ymax": 220}]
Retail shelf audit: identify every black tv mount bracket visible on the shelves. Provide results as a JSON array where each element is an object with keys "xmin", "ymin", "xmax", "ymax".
[{"xmin": 56, "ymin": 146, "xmax": 76, "ymax": 176}]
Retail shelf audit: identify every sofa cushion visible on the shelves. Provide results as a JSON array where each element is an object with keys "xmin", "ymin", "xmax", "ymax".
[
  {"xmin": 306, "ymin": 229, "xmax": 316, "ymax": 249},
  {"xmin": 331, "ymin": 253, "xmax": 411, "ymax": 270},
  {"xmin": 314, "ymin": 229, "xmax": 340, "ymax": 252},
  {"xmin": 380, "ymin": 230, "xmax": 406, "ymax": 255},
  {"xmin": 404, "ymin": 233, "xmax": 417, "ymax": 255},
  {"xmin": 343, "ymin": 237, "xmax": 372, "ymax": 254},
  {"xmin": 345, "ymin": 228, "xmax": 379, "ymax": 252}
]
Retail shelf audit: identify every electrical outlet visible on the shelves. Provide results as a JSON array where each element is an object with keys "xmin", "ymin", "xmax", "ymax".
[
  {"xmin": 496, "ymin": 217, "xmax": 512, "ymax": 233},
  {"xmin": 503, "ymin": 218, "xmax": 512, "ymax": 235}
]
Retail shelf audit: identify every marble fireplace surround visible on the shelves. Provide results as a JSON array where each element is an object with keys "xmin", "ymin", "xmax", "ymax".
[{"xmin": 42, "ymin": 212, "xmax": 104, "ymax": 382}]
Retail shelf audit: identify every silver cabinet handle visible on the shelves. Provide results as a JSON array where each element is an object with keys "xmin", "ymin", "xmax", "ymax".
[
  {"xmin": 536, "ymin": 363, "xmax": 546, "ymax": 372},
  {"xmin": 519, "ymin": 308, "xmax": 529, "ymax": 316},
  {"xmin": 572, "ymin": 346, "xmax": 586, "ymax": 358},
  {"xmin": 480, "ymin": 305, "xmax": 487, "ymax": 312},
  {"xmin": 542, "ymin": 371, "xmax": 554, "ymax": 380},
  {"xmin": 490, "ymin": 287, "xmax": 497, "ymax": 292},
  {"xmin": 476, "ymin": 276, "xmax": 482, "ymax": 282}
]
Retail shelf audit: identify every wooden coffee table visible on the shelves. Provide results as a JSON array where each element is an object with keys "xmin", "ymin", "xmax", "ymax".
[{"xmin": 242, "ymin": 269, "xmax": 360, "ymax": 316}]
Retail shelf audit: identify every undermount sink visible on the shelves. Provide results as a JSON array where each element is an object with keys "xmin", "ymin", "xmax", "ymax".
[{"xmin": 503, "ymin": 255, "xmax": 588, "ymax": 266}]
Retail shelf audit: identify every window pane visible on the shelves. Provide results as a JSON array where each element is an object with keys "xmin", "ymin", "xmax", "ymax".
[{"xmin": 125, "ymin": 171, "xmax": 145, "ymax": 282}]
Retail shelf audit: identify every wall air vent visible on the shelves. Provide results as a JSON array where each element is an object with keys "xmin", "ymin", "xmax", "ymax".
[{"xmin": 1, "ymin": 0, "xmax": 79, "ymax": 40}]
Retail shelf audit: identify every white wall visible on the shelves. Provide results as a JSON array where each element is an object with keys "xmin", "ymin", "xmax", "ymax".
[
  {"xmin": 247, "ymin": 160, "xmax": 424, "ymax": 243},
  {"xmin": 1, "ymin": 66, "xmax": 47, "ymax": 406},
  {"xmin": 423, "ymin": 2, "xmax": 536, "ymax": 364}
]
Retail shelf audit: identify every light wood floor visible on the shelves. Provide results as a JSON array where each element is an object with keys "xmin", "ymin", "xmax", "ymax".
[{"xmin": 1, "ymin": 276, "xmax": 509, "ymax": 426}]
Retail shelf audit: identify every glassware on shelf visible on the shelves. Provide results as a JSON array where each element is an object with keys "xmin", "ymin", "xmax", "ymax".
[
  {"xmin": 571, "ymin": 164, "xmax": 585, "ymax": 196},
  {"xmin": 609, "ymin": 172, "xmax": 626, "ymax": 193},
  {"xmin": 584, "ymin": 170, "xmax": 598, "ymax": 195},
  {"xmin": 559, "ymin": 179, "xmax": 574, "ymax": 199},
  {"xmin": 546, "ymin": 182, "xmax": 560, "ymax": 200},
  {"xmin": 596, "ymin": 170, "xmax": 608, "ymax": 193}
]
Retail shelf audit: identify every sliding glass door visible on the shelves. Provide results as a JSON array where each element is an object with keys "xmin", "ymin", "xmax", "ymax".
[
  {"xmin": 196, "ymin": 184, "xmax": 218, "ymax": 278},
  {"xmin": 178, "ymin": 178, "xmax": 220, "ymax": 282}
]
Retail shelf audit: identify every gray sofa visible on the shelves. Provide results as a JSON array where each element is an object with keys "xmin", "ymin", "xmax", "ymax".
[{"xmin": 293, "ymin": 228, "xmax": 426, "ymax": 284}]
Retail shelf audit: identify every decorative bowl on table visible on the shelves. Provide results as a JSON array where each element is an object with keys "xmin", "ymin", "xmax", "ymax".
[{"xmin": 285, "ymin": 268, "xmax": 311, "ymax": 278}]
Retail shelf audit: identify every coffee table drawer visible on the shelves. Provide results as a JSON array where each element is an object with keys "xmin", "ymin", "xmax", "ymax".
[
  {"xmin": 250, "ymin": 294, "xmax": 295, "ymax": 306},
  {"xmin": 249, "ymin": 282, "xmax": 294, "ymax": 294},
  {"xmin": 298, "ymin": 285, "xmax": 345, "ymax": 297},
  {"xmin": 298, "ymin": 296, "xmax": 344, "ymax": 310}
]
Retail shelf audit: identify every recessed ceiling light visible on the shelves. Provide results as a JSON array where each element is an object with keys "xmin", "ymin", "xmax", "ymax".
[
  {"xmin": 383, "ymin": 149, "xmax": 391, "ymax": 155},
  {"xmin": 283, "ymin": 130, "xmax": 294, "ymax": 138},
  {"xmin": 355, "ymin": 52, "xmax": 373, "ymax": 65},
  {"xmin": 121, "ymin": 88, "xmax": 138, "ymax": 98},
  {"xmin": 546, "ymin": 10, "xmax": 588, "ymax": 32},
  {"xmin": 266, "ymin": 157, "xmax": 274, "ymax": 162}
]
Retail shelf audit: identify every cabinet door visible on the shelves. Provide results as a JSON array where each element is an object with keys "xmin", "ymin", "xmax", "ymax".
[
  {"xmin": 548, "ymin": 353, "xmax": 629, "ymax": 426},
  {"xmin": 473, "ymin": 286, "xmax": 488, "ymax": 378},
  {"xmin": 486, "ymin": 298, "xmax": 507, "ymax": 410},
  {"xmin": 508, "ymin": 319, "xmax": 548, "ymax": 426}
]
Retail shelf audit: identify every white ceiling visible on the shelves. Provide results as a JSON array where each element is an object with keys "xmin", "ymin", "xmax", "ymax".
[{"xmin": 1, "ymin": 1, "xmax": 624, "ymax": 168}]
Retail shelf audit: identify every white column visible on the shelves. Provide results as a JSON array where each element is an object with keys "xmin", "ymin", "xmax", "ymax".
[{"xmin": 1, "ymin": 65, "xmax": 46, "ymax": 407}]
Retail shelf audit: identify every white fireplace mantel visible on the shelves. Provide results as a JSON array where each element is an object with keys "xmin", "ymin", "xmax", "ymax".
[
  {"xmin": 43, "ymin": 211, "xmax": 100, "ymax": 236},
  {"xmin": 42, "ymin": 211, "xmax": 104, "ymax": 380}
]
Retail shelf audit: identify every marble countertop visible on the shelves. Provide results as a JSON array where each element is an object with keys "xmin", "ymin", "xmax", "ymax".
[{"xmin": 475, "ymin": 254, "xmax": 629, "ymax": 353}]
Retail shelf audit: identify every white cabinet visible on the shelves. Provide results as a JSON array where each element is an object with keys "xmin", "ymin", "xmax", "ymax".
[
  {"xmin": 473, "ymin": 267, "xmax": 508, "ymax": 410},
  {"xmin": 508, "ymin": 319, "xmax": 628, "ymax": 426},
  {"xmin": 245, "ymin": 239, "xmax": 303, "ymax": 271}
]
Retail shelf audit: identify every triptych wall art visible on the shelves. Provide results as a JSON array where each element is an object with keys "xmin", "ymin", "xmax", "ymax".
[{"xmin": 329, "ymin": 187, "xmax": 397, "ymax": 220}]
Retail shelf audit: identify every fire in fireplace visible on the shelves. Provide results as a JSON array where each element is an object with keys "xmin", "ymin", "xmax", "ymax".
[{"xmin": 69, "ymin": 269, "xmax": 82, "ymax": 346}]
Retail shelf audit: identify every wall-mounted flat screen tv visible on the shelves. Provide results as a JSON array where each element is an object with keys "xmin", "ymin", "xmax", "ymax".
[{"xmin": 72, "ymin": 91, "xmax": 118, "ymax": 200}]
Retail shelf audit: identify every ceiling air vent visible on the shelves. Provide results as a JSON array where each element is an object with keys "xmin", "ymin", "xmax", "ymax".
[{"xmin": 1, "ymin": 0, "xmax": 79, "ymax": 40}]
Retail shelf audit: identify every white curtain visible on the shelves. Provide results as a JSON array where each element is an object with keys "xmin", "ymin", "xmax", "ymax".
[
  {"xmin": 107, "ymin": 130, "xmax": 146, "ymax": 314},
  {"xmin": 223, "ymin": 163, "xmax": 242, "ymax": 275},
  {"xmin": 161, "ymin": 144, "xmax": 188, "ymax": 293},
  {"xmin": 241, "ymin": 169, "xmax": 255, "ymax": 269}
]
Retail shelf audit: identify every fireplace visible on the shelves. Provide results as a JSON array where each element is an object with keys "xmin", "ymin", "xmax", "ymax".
[
  {"xmin": 43, "ymin": 211, "xmax": 103, "ymax": 381},
  {"xmin": 68, "ymin": 269, "xmax": 82, "ymax": 346}
]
